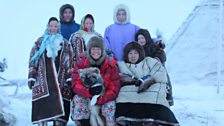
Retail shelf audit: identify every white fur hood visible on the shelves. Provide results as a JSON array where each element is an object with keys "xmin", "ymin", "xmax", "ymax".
[{"xmin": 113, "ymin": 4, "xmax": 131, "ymax": 24}]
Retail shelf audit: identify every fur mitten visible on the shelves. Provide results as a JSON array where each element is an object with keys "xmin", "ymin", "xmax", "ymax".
[{"xmin": 137, "ymin": 76, "xmax": 155, "ymax": 93}]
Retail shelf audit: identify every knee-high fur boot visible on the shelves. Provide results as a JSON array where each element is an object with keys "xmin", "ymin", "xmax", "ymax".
[
  {"xmin": 38, "ymin": 121, "xmax": 47, "ymax": 126},
  {"xmin": 78, "ymin": 119, "xmax": 91, "ymax": 126},
  {"xmin": 53, "ymin": 120, "xmax": 67, "ymax": 126}
]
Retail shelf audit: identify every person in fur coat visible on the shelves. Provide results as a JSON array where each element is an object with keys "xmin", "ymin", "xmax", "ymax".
[
  {"xmin": 135, "ymin": 29, "xmax": 174, "ymax": 106},
  {"xmin": 135, "ymin": 29, "xmax": 166, "ymax": 65},
  {"xmin": 115, "ymin": 42, "xmax": 179, "ymax": 126},
  {"xmin": 69, "ymin": 14, "xmax": 101, "ymax": 63},
  {"xmin": 71, "ymin": 36, "xmax": 120, "ymax": 126},
  {"xmin": 28, "ymin": 17, "xmax": 73, "ymax": 126},
  {"xmin": 104, "ymin": 4, "xmax": 140, "ymax": 61}
]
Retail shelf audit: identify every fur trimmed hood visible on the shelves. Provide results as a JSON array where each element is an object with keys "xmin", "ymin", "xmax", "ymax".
[
  {"xmin": 113, "ymin": 4, "xmax": 131, "ymax": 24},
  {"xmin": 59, "ymin": 4, "xmax": 75, "ymax": 23},
  {"xmin": 135, "ymin": 29, "xmax": 154, "ymax": 45},
  {"xmin": 87, "ymin": 36, "xmax": 106, "ymax": 66},
  {"xmin": 123, "ymin": 42, "xmax": 145, "ymax": 64}
]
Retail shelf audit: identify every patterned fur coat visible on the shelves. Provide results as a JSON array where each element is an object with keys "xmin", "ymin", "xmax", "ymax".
[{"xmin": 28, "ymin": 37, "xmax": 73, "ymax": 123}]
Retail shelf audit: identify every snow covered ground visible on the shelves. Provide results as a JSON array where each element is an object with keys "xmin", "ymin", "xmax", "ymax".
[
  {"xmin": 173, "ymin": 83, "xmax": 224, "ymax": 126},
  {"xmin": 1, "ymin": 80, "xmax": 223, "ymax": 126}
]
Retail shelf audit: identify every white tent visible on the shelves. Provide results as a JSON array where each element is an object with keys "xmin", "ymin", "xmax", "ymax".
[{"xmin": 166, "ymin": 0, "xmax": 224, "ymax": 86}]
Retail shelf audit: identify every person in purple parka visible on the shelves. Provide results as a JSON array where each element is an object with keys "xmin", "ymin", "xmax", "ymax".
[{"xmin": 104, "ymin": 4, "xmax": 140, "ymax": 61}]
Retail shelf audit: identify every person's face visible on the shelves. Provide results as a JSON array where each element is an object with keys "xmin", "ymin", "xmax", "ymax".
[
  {"xmin": 116, "ymin": 10, "xmax": 126, "ymax": 23},
  {"xmin": 128, "ymin": 49, "xmax": 139, "ymax": 64},
  {"xmin": 48, "ymin": 20, "xmax": 59, "ymax": 34},
  {"xmin": 63, "ymin": 8, "xmax": 73, "ymax": 22},
  {"xmin": 84, "ymin": 18, "xmax": 94, "ymax": 31},
  {"xmin": 90, "ymin": 47, "xmax": 102, "ymax": 60},
  {"xmin": 137, "ymin": 34, "xmax": 146, "ymax": 46}
]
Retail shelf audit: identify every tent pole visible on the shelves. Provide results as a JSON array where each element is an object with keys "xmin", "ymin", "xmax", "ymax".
[{"xmin": 217, "ymin": 0, "xmax": 223, "ymax": 94}]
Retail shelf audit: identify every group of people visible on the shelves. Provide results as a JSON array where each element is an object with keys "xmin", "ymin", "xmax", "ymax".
[{"xmin": 28, "ymin": 3, "xmax": 179, "ymax": 126}]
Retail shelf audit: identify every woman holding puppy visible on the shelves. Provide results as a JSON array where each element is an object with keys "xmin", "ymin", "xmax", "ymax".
[
  {"xmin": 71, "ymin": 36, "xmax": 120, "ymax": 126},
  {"xmin": 116, "ymin": 42, "xmax": 179, "ymax": 126}
]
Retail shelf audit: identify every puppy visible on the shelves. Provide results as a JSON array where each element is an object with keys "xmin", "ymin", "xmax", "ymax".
[{"xmin": 78, "ymin": 67, "xmax": 105, "ymax": 126}]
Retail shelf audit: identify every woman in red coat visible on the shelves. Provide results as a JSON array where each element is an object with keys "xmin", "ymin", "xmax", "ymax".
[{"xmin": 71, "ymin": 36, "xmax": 120, "ymax": 126}]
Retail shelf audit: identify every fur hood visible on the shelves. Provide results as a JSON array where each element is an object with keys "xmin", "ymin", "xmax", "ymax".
[
  {"xmin": 135, "ymin": 29, "xmax": 154, "ymax": 45},
  {"xmin": 123, "ymin": 42, "xmax": 145, "ymax": 64},
  {"xmin": 113, "ymin": 4, "xmax": 131, "ymax": 24},
  {"xmin": 59, "ymin": 4, "xmax": 75, "ymax": 23}
]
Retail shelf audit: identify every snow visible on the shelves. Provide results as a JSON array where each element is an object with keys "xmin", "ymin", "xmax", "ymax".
[
  {"xmin": 1, "ymin": 0, "xmax": 224, "ymax": 126},
  {"xmin": 173, "ymin": 84, "xmax": 224, "ymax": 126},
  {"xmin": 166, "ymin": 0, "xmax": 224, "ymax": 85},
  {"xmin": 1, "ymin": 81, "xmax": 223, "ymax": 126}
]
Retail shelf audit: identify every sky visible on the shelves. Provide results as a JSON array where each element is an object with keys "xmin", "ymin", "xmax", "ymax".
[{"xmin": 0, "ymin": 0, "xmax": 199, "ymax": 79}]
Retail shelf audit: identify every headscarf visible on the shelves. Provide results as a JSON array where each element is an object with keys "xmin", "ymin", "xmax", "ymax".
[
  {"xmin": 80, "ymin": 14, "xmax": 95, "ymax": 32},
  {"xmin": 30, "ymin": 28, "xmax": 63, "ymax": 63}
]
